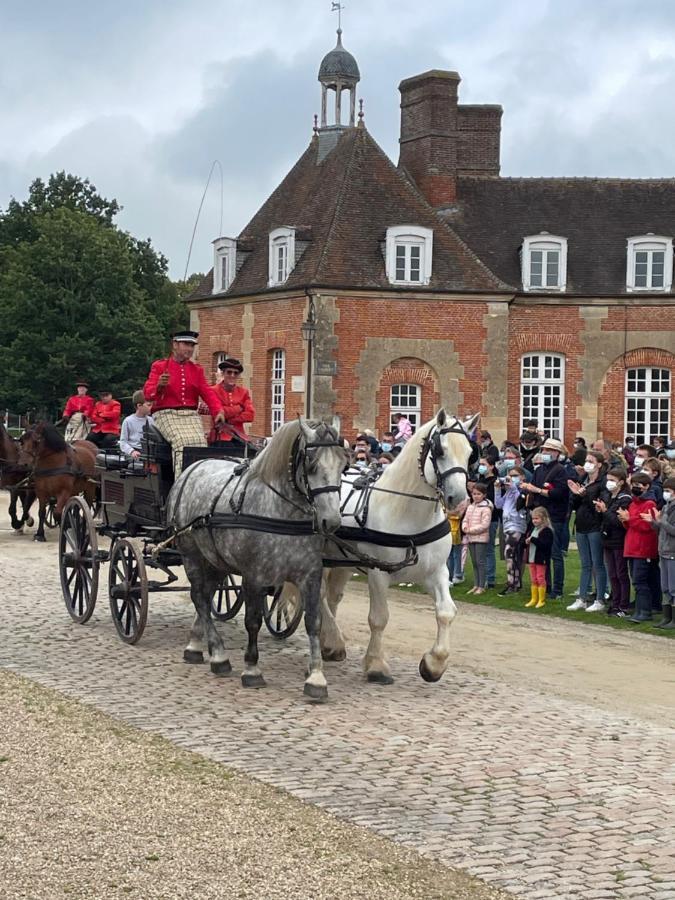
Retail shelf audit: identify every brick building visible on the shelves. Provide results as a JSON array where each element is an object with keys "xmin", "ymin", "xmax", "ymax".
[{"xmin": 187, "ymin": 29, "xmax": 675, "ymax": 446}]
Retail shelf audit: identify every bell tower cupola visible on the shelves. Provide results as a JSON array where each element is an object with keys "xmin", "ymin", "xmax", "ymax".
[{"xmin": 318, "ymin": 21, "xmax": 360, "ymax": 129}]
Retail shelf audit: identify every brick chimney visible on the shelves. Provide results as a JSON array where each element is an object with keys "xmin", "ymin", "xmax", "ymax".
[{"xmin": 398, "ymin": 70, "xmax": 502, "ymax": 207}]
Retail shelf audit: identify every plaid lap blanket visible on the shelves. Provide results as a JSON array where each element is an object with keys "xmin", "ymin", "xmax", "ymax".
[{"xmin": 152, "ymin": 409, "xmax": 206, "ymax": 476}]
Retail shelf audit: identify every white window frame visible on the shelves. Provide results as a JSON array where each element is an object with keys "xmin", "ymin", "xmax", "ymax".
[
  {"xmin": 626, "ymin": 235, "xmax": 673, "ymax": 292},
  {"xmin": 385, "ymin": 225, "xmax": 433, "ymax": 286},
  {"xmin": 521, "ymin": 234, "xmax": 567, "ymax": 292},
  {"xmin": 270, "ymin": 349, "xmax": 286, "ymax": 434},
  {"xmin": 625, "ymin": 366, "xmax": 671, "ymax": 445},
  {"xmin": 212, "ymin": 237, "xmax": 237, "ymax": 294},
  {"xmin": 520, "ymin": 353, "xmax": 565, "ymax": 440},
  {"xmin": 268, "ymin": 227, "xmax": 296, "ymax": 287},
  {"xmin": 390, "ymin": 384, "xmax": 421, "ymax": 432}
]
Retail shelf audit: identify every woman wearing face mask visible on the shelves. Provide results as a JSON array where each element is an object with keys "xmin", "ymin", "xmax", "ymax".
[
  {"xmin": 566, "ymin": 450, "xmax": 608, "ymax": 612},
  {"xmin": 594, "ymin": 469, "xmax": 633, "ymax": 617},
  {"xmin": 477, "ymin": 455, "xmax": 501, "ymax": 589},
  {"xmin": 641, "ymin": 476, "xmax": 675, "ymax": 628},
  {"xmin": 494, "ymin": 465, "xmax": 529, "ymax": 595},
  {"xmin": 618, "ymin": 473, "xmax": 660, "ymax": 623}
]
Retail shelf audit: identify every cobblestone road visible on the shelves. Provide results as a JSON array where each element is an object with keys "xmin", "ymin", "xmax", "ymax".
[{"xmin": 2, "ymin": 530, "xmax": 675, "ymax": 899}]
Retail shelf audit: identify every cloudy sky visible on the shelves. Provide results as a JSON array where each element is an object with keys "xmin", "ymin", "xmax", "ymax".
[{"xmin": 3, "ymin": 0, "xmax": 675, "ymax": 278}]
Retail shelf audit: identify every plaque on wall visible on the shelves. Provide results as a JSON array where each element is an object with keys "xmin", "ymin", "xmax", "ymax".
[
  {"xmin": 291, "ymin": 375, "xmax": 305, "ymax": 392},
  {"xmin": 315, "ymin": 360, "xmax": 337, "ymax": 376}
]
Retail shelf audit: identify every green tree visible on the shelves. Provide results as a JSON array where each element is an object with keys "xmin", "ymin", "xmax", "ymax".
[{"xmin": 0, "ymin": 173, "xmax": 190, "ymax": 414}]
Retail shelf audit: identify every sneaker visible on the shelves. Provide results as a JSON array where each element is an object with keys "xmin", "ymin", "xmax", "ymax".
[
  {"xmin": 570, "ymin": 587, "xmax": 580, "ymax": 597},
  {"xmin": 566, "ymin": 598, "xmax": 587, "ymax": 611},
  {"xmin": 608, "ymin": 609, "xmax": 628, "ymax": 618},
  {"xmin": 452, "ymin": 576, "xmax": 465, "ymax": 585},
  {"xmin": 586, "ymin": 600, "xmax": 606, "ymax": 612},
  {"xmin": 497, "ymin": 585, "xmax": 514, "ymax": 596}
]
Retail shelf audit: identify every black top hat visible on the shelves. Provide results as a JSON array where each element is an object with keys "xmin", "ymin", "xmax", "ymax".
[
  {"xmin": 172, "ymin": 330, "xmax": 199, "ymax": 344},
  {"xmin": 218, "ymin": 357, "xmax": 244, "ymax": 373}
]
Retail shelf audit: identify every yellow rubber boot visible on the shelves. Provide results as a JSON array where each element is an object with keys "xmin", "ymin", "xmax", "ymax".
[
  {"xmin": 535, "ymin": 585, "xmax": 547, "ymax": 608},
  {"xmin": 524, "ymin": 585, "xmax": 538, "ymax": 608}
]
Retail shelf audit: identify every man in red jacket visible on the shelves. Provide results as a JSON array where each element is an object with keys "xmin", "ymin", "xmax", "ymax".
[
  {"xmin": 144, "ymin": 330, "xmax": 224, "ymax": 475},
  {"xmin": 89, "ymin": 390, "xmax": 121, "ymax": 449},
  {"xmin": 210, "ymin": 357, "xmax": 255, "ymax": 443},
  {"xmin": 61, "ymin": 380, "xmax": 95, "ymax": 442},
  {"xmin": 618, "ymin": 472, "xmax": 661, "ymax": 623}
]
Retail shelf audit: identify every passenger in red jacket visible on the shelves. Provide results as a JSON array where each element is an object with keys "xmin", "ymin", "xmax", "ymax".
[
  {"xmin": 618, "ymin": 473, "xmax": 661, "ymax": 623},
  {"xmin": 88, "ymin": 391, "xmax": 121, "ymax": 450},
  {"xmin": 209, "ymin": 357, "xmax": 255, "ymax": 443},
  {"xmin": 61, "ymin": 380, "xmax": 95, "ymax": 442}
]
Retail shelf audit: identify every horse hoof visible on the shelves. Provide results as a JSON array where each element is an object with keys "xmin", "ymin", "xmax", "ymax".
[
  {"xmin": 322, "ymin": 647, "xmax": 347, "ymax": 662},
  {"xmin": 366, "ymin": 671, "xmax": 394, "ymax": 685},
  {"xmin": 303, "ymin": 682, "xmax": 328, "ymax": 703},
  {"xmin": 419, "ymin": 657, "xmax": 442, "ymax": 683},
  {"xmin": 241, "ymin": 672, "xmax": 266, "ymax": 688},
  {"xmin": 210, "ymin": 659, "xmax": 232, "ymax": 676},
  {"xmin": 183, "ymin": 649, "xmax": 204, "ymax": 664},
  {"xmin": 33, "ymin": 535, "xmax": 46, "ymax": 543},
  {"xmin": 26, "ymin": 517, "xmax": 34, "ymax": 527}
]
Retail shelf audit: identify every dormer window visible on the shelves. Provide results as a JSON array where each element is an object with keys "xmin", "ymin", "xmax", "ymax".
[
  {"xmin": 385, "ymin": 225, "xmax": 433, "ymax": 286},
  {"xmin": 268, "ymin": 227, "xmax": 296, "ymax": 287},
  {"xmin": 212, "ymin": 237, "xmax": 237, "ymax": 294},
  {"xmin": 626, "ymin": 235, "xmax": 673, "ymax": 291},
  {"xmin": 521, "ymin": 234, "xmax": 567, "ymax": 292}
]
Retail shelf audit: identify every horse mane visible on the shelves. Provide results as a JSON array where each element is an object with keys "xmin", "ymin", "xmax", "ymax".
[
  {"xmin": 0, "ymin": 424, "xmax": 18, "ymax": 461},
  {"xmin": 250, "ymin": 420, "xmax": 338, "ymax": 483},
  {"xmin": 37, "ymin": 422, "xmax": 68, "ymax": 453}
]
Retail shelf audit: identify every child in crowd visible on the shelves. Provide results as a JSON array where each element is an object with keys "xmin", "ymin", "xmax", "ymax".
[
  {"xmin": 524, "ymin": 506, "xmax": 553, "ymax": 609},
  {"xmin": 462, "ymin": 483, "xmax": 493, "ymax": 595},
  {"xmin": 447, "ymin": 498, "xmax": 469, "ymax": 585},
  {"xmin": 493, "ymin": 465, "xmax": 529, "ymax": 594},
  {"xmin": 642, "ymin": 476, "xmax": 675, "ymax": 628},
  {"xmin": 595, "ymin": 468, "xmax": 633, "ymax": 617},
  {"xmin": 618, "ymin": 472, "xmax": 660, "ymax": 623}
]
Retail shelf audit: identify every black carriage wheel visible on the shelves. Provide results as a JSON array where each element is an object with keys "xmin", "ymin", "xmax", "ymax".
[
  {"xmin": 59, "ymin": 496, "xmax": 99, "ymax": 624},
  {"xmin": 108, "ymin": 538, "xmax": 148, "ymax": 645},
  {"xmin": 263, "ymin": 585, "xmax": 304, "ymax": 639},
  {"xmin": 211, "ymin": 574, "xmax": 245, "ymax": 621},
  {"xmin": 45, "ymin": 499, "xmax": 58, "ymax": 529}
]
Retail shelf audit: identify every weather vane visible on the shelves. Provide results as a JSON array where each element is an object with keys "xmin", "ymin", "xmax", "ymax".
[{"xmin": 331, "ymin": 1, "xmax": 344, "ymax": 31}]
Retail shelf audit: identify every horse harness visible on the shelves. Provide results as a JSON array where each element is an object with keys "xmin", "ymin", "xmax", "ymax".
[{"xmin": 419, "ymin": 417, "xmax": 479, "ymax": 499}]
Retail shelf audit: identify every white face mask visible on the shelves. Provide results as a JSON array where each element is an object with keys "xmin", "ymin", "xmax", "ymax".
[
  {"xmin": 605, "ymin": 480, "xmax": 617, "ymax": 491},
  {"xmin": 583, "ymin": 461, "xmax": 596, "ymax": 473},
  {"xmin": 664, "ymin": 490, "xmax": 673, "ymax": 502},
  {"xmin": 666, "ymin": 450, "xmax": 675, "ymax": 460}
]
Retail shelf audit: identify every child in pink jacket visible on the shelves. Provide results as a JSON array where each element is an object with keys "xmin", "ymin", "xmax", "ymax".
[{"xmin": 462, "ymin": 483, "xmax": 493, "ymax": 594}]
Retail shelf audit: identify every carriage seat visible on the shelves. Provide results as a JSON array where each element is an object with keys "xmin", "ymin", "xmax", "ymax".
[{"xmin": 141, "ymin": 422, "xmax": 172, "ymax": 464}]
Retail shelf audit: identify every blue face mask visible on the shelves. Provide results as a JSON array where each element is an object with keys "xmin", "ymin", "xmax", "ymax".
[
  {"xmin": 503, "ymin": 459, "xmax": 515, "ymax": 470},
  {"xmin": 510, "ymin": 476, "xmax": 521, "ymax": 487},
  {"xmin": 478, "ymin": 464, "xmax": 488, "ymax": 475},
  {"xmin": 540, "ymin": 453, "xmax": 552, "ymax": 463},
  {"xmin": 381, "ymin": 442, "xmax": 392, "ymax": 452}
]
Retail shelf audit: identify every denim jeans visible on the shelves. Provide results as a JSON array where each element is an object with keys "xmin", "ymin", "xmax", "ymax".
[
  {"xmin": 629, "ymin": 557, "xmax": 662, "ymax": 614},
  {"xmin": 485, "ymin": 520, "xmax": 498, "ymax": 586},
  {"xmin": 447, "ymin": 544, "xmax": 464, "ymax": 582},
  {"xmin": 545, "ymin": 520, "xmax": 568, "ymax": 597},
  {"xmin": 576, "ymin": 530, "xmax": 607, "ymax": 601}
]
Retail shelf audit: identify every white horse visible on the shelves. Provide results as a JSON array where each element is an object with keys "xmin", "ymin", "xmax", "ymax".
[{"xmin": 320, "ymin": 409, "xmax": 479, "ymax": 684}]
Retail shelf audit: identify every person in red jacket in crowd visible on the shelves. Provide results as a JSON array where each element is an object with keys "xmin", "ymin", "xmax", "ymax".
[
  {"xmin": 88, "ymin": 390, "xmax": 121, "ymax": 450},
  {"xmin": 61, "ymin": 380, "xmax": 95, "ymax": 442},
  {"xmin": 209, "ymin": 357, "xmax": 255, "ymax": 444},
  {"xmin": 618, "ymin": 472, "xmax": 661, "ymax": 623},
  {"xmin": 144, "ymin": 329, "xmax": 224, "ymax": 476}
]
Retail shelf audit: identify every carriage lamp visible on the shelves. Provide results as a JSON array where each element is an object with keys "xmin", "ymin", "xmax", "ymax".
[{"xmin": 300, "ymin": 300, "xmax": 317, "ymax": 342}]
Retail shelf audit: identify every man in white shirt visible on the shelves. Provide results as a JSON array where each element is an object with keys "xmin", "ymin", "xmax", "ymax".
[{"xmin": 120, "ymin": 391, "xmax": 154, "ymax": 458}]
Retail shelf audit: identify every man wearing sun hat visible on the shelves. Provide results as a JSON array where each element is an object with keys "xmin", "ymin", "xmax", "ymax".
[
  {"xmin": 520, "ymin": 436, "xmax": 571, "ymax": 600},
  {"xmin": 210, "ymin": 357, "xmax": 255, "ymax": 443},
  {"xmin": 144, "ymin": 329, "xmax": 224, "ymax": 475},
  {"xmin": 61, "ymin": 379, "xmax": 95, "ymax": 442}
]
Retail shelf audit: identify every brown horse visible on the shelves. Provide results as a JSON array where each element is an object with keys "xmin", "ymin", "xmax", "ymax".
[
  {"xmin": 18, "ymin": 422, "xmax": 98, "ymax": 542},
  {"xmin": 0, "ymin": 423, "xmax": 35, "ymax": 532}
]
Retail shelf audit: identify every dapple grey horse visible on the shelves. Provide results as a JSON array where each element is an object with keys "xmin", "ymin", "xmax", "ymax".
[{"xmin": 167, "ymin": 419, "xmax": 348, "ymax": 701}]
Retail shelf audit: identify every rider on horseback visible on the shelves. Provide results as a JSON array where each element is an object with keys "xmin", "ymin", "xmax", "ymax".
[{"xmin": 60, "ymin": 380, "xmax": 95, "ymax": 442}]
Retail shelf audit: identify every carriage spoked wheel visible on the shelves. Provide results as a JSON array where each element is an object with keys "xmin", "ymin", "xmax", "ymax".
[
  {"xmin": 108, "ymin": 538, "xmax": 148, "ymax": 644},
  {"xmin": 263, "ymin": 585, "xmax": 304, "ymax": 639},
  {"xmin": 211, "ymin": 574, "xmax": 245, "ymax": 621},
  {"xmin": 59, "ymin": 496, "xmax": 100, "ymax": 624},
  {"xmin": 45, "ymin": 498, "xmax": 58, "ymax": 529}
]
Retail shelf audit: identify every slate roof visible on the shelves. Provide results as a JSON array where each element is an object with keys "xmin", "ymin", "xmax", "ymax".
[
  {"xmin": 451, "ymin": 177, "xmax": 675, "ymax": 295},
  {"xmin": 189, "ymin": 126, "xmax": 505, "ymax": 301},
  {"xmin": 319, "ymin": 30, "xmax": 360, "ymax": 81}
]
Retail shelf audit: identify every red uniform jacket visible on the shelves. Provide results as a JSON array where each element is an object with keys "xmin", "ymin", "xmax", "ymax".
[
  {"xmin": 623, "ymin": 496, "xmax": 659, "ymax": 559},
  {"xmin": 63, "ymin": 394, "xmax": 95, "ymax": 419},
  {"xmin": 91, "ymin": 399, "xmax": 121, "ymax": 435},
  {"xmin": 144, "ymin": 357, "xmax": 222, "ymax": 419},
  {"xmin": 210, "ymin": 383, "xmax": 255, "ymax": 442}
]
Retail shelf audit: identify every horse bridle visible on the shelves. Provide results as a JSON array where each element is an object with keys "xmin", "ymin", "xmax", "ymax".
[
  {"xmin": 290, "ymin": 431, "xmax": 347, "ymax": 506},
  {"xmin": 419, "ymin": 418, "xmax": 478, "ymax": 500}
]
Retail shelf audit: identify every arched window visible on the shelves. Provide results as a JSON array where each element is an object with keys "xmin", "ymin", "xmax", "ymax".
[
  {"xmin": 625, "ymin": 367, "xmax": 671, "ymax": 444},
  {"xmin": 521, "ymin": 234, "xmax": 567, "ymax": 292},
  {"xmin": 390, "ymin": 383, "xmax": 421, "ymax": 432},
  {"xmin": 626, "ymin": 236, "xmax": 673, "ymax": 291},
  {"xmin": 268, "ymin": 227, "xmax": 296, "ymax": 287},
  {"xmin": 521, "ymin": 353, "xmax": 565, "ymax": 439},
  {"xmin": 385, "ymin": 225, "xmax": 433, "ymax": 286},
  {"xmin": 212, "ymin": 237, "xmax": 237, "ymax": 293},
  {"xmin": 270, "ymin": 349, "xmax": 286, "ymax": 433}
]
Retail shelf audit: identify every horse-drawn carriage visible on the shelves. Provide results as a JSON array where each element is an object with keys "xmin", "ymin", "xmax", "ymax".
[{"xmin": 57, "ymin": 425, "xmax": 302, "ymax": 646}]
